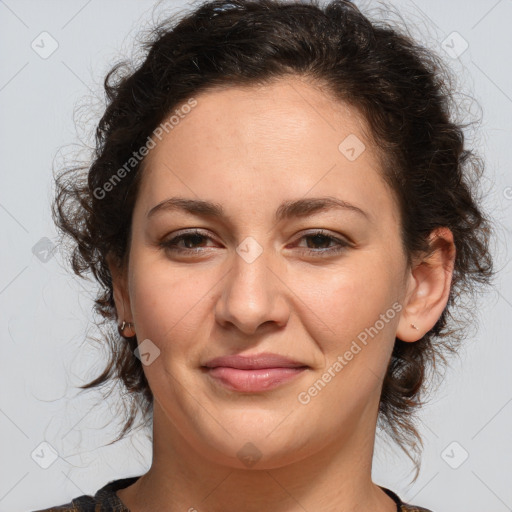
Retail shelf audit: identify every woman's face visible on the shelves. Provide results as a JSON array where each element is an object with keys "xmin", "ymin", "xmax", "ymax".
[{"xmin": 115, "ymin": 76, "xmax": 414, "ymax": 468}]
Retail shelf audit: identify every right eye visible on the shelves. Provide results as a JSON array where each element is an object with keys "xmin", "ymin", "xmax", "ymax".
[{"xmin": 159, "ymin": 229, "xmax": 219, "ymax": 254}]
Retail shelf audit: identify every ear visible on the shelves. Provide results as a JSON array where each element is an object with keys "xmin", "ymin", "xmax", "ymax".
[
  {"xmin": 107, "ymin": 252, "xmax": 135, "ymax": 336},
  {"xmin": 396, "ymin": 227, "xmax": 456, "ymax": 342}
]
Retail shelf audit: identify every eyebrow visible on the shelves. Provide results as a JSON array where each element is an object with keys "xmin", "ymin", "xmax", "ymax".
[{"xmin": 146, "ymin": 196, "xmax": 370, "ymax": 222}]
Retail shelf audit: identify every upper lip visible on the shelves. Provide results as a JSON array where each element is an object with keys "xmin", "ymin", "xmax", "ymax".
[{"xmin": 203, "ymin": 353, "xmax": 308, "ymax": 370}]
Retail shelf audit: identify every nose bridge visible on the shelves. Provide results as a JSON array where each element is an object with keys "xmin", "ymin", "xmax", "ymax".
[{"xmin": 216, "ymin": 236, "xmax": 289, "ymax": 334}]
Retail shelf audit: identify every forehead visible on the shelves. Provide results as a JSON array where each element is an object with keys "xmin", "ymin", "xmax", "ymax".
[{"xmin": 135, "ymin": 77, "xmax": 398, "ymax": 226}]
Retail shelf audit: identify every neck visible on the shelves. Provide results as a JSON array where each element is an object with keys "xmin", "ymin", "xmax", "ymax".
[{"xmin": 117, "ymin": 398, "xmax": 397, "ymax": 512}]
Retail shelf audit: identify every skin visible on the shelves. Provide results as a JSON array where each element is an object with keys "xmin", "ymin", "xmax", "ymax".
[{"xmin": 109, "ymin": 76, "xmax": 455, "ymax": 511}]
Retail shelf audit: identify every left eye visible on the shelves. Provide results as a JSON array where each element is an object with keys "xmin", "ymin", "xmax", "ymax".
[
  {"xmin": 293, "ymin": 230, "xmax": 350, "ymax": 256},
  {"xmin": 160, "ymin": 229, "xmax": 350, "ymax": 256}
]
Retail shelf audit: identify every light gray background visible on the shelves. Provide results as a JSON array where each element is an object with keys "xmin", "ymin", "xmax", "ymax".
[{"xmin": 1, "ymin": 1, "xmax": 511, "ymax": 511}]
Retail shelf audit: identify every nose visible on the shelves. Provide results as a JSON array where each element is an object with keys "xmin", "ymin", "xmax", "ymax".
[{"xmin": 215, "ymin": 245, "xmax": 290, "ymax": 336}]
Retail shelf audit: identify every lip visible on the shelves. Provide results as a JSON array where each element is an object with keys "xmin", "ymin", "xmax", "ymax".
[
  {"xmin": 202, "ymin": 353, "xmax": 309, "ymax": 392},
  {"xmin": 203, "ymin": 353, "xmax": 307, "ymax": 370}
]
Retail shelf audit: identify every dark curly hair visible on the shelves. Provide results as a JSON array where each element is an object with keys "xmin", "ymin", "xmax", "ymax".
[{"xmin": 52, "ymin": 0, "xmax": 495, "ymax": 478}]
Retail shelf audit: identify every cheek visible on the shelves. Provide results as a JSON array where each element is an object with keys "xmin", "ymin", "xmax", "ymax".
[
  {"xmin": 292, "ymin": 265, "xmax": 400, "ymax": 416},
  {"xmin": 129, "ymin": 255, "xmax": 217, "ymax": 348},
  {"xmin": 293, "ymin": 259, "xmax": 399, "ymax": 346}
]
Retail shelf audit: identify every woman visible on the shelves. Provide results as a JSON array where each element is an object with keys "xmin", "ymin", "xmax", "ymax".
[{"xmin": 35, "ymin": 0, "xmax": 494, "ymax": 510}]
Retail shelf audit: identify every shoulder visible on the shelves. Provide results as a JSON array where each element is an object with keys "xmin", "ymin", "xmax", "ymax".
[
  {"xmin": 381, "ymin": 486, "xmax": 434, "ymax": 512},
  {"xmin": 31, "ymin": 475, "xmax": 141, "ymax": 512},
  {"xmin": 401, "ymin": 503, "xmax": 435, "ymax": 512},
  {"xmin": 32, "ymin": 495, "xmax": 96, "ymax": 512}
]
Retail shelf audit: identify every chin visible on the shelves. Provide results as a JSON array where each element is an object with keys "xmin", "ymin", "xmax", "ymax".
[{"xmin": 187, "ymin": 423, "xmax": 315, "ymax": 470}]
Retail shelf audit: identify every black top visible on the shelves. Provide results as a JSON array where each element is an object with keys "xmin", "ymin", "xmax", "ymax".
[{"xmin": 32, "ymin": 475, "xmax": 434, "ymax": 511}]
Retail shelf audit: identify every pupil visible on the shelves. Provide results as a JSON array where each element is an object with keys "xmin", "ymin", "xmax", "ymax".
[
  {"xmin": 186, "ymin": 234, "xmax": 203, "ymax": 248},
  {"xmin": 309, "ymin": 234, "xmax": 329, "ymax": 249}
]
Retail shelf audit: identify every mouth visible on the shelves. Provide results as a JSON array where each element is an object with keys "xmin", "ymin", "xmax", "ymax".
[{"xmin": 202, "ymin": 352, "xmax": 309, "ymax": 392}]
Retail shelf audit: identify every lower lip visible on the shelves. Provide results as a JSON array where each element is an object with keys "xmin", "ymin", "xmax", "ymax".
[{"xmin": 204, "ymin": 367, "xmax": 307, "ymax": 392}]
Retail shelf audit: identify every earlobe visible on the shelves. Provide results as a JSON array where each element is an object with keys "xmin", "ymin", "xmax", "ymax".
[{"xmin": 396, "ymin": 227, "xmax": 456, "ymax": 343}]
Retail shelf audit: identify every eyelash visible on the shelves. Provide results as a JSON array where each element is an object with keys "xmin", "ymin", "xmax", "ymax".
[{"xmin": 159, "ymin": 229, "xmax": 350, "ymax": 257}]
